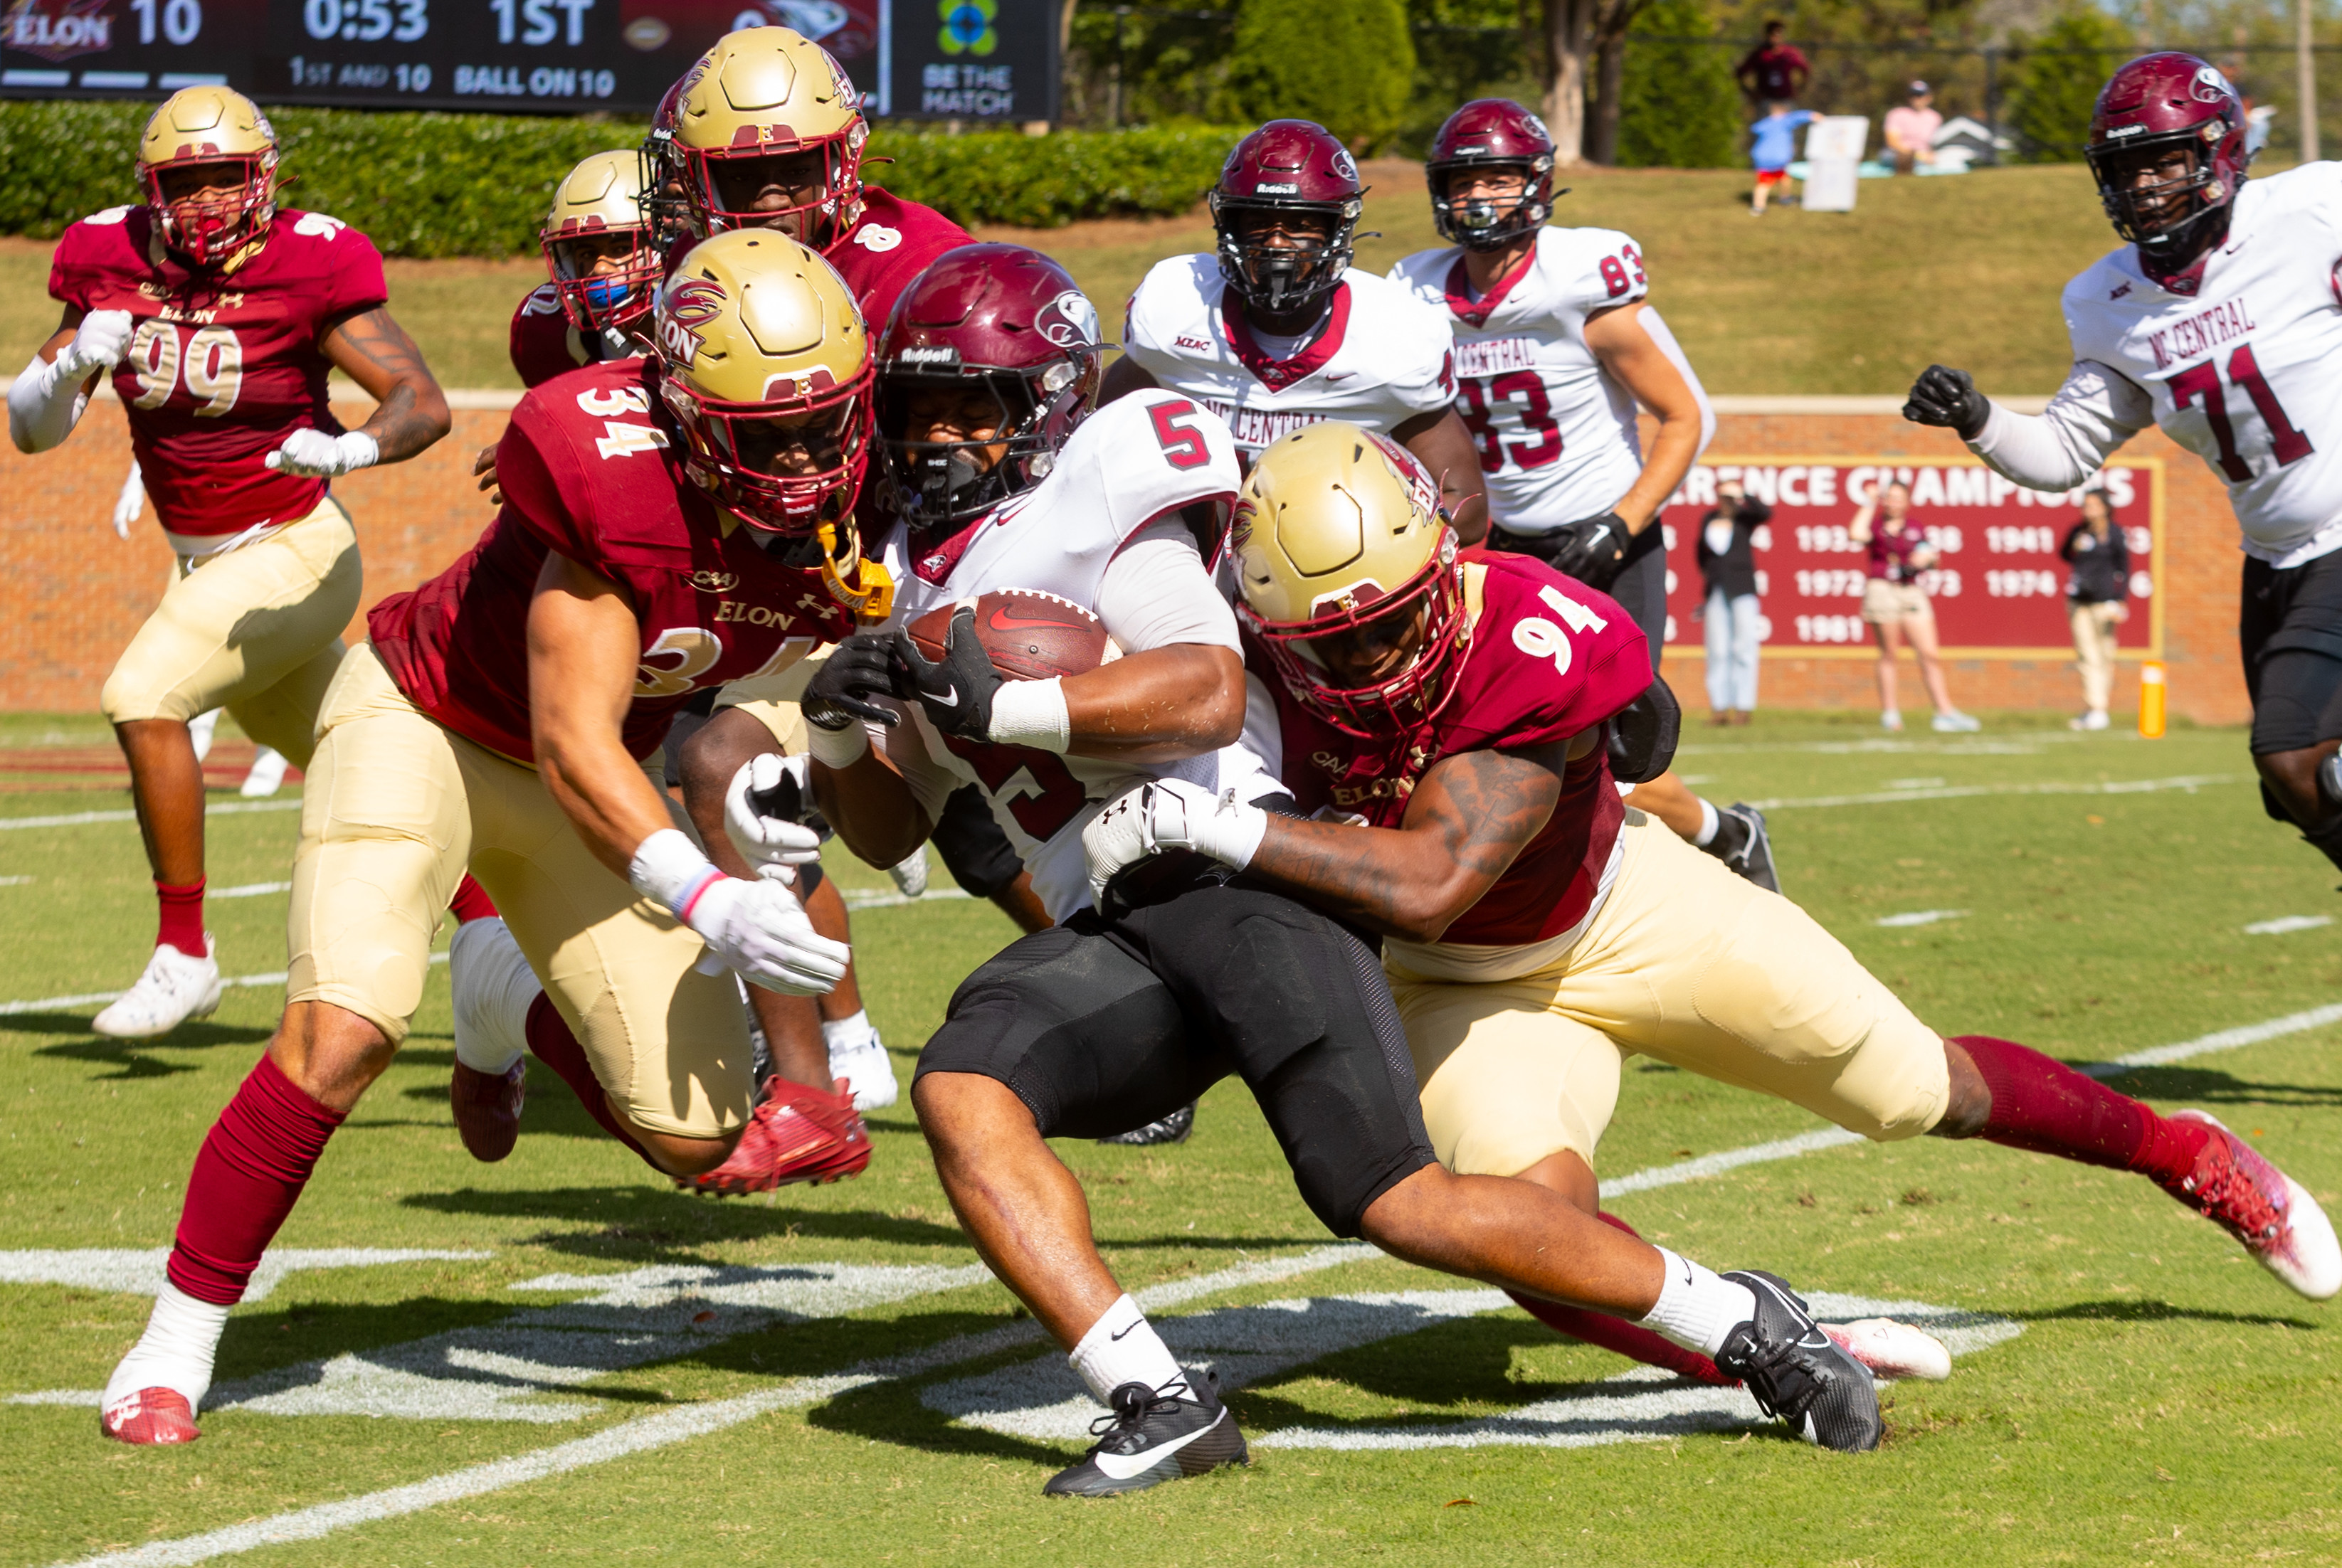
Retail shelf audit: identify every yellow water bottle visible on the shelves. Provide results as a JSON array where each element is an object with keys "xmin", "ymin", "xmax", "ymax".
[{"xmin": 2138, "ymin": 660, "xmax": 2167, "ymax": 738}]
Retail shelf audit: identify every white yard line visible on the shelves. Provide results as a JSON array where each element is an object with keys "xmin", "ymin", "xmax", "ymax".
[
  {"xmin": 2245, "ymin": 915, "xmax": 2333, "ymax": 936},
  {"xmin": 841, "ymin": 886, "xmax": 974, "ymax": 911},
  {"xmin": 0, "ymin": 799, "xmax": 300, "ymax": 832},
  {"xmin": 1876, "ymin": 909, "xmax": 1966, "ymax": 928},
  {"xmin": 0, "ymin": 953, "xmax": 444, "ymax": 1018},
  {"xmin": 1748, "ymin": 774, "xmax": 2244, "ymax": 811},
  {"xmin": 211, "ymin": 882, "xmax": 292, "ymax": 900}
]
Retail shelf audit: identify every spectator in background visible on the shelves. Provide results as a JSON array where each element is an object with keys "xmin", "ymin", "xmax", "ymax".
[
  {"xmin": 1697, "ymin": 477, "xmax": 1768, "ymax": 725},
  {"xmin": 1851, "ymin": 477, "xmax": 1978, "ymax": 733},
  {"xmin": 1884, "ymin": 81, "xmax": 1942, "ymax": 174},
  {"xmin": 1736, "ymin": 20, "xmax": 1810, "ymax": 105},
  {"xmin": 1749, "ymin": 100, "xmax": 1818, "ymax": 215},
  {"xmin": 2061, "ymin": 488, "xmax": 2130, "ymax": 731}
]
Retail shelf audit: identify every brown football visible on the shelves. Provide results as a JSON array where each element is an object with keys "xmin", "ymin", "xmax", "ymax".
[{"xmin": 906, "ymin": 589, "xmax": 1114, "ymax": 682}]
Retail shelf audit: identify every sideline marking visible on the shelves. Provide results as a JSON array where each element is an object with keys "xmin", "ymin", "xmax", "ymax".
[
  {"xmin": 0, "ymin": 798, "xmax": 301, "ymax": 832},
  {"xmin": 1876, "ymin": 909, "xmax": 1966, "ymax": 928},
  {"xmin": 0, "ymin": 952, "xmax": 445, "ymax": 1018},
  {"xmin": 2245, "ymin": 915, "xmax": 2333, "ymax": 936},
  {"xmin": 1750, "ymin": 774, "xmax": 2243, "ymax": 811},
  {"xmin": 842, "ymin": 886, "xmax": 974, "ymax": 911},
  {"xmin": 0, "ymin": 1250, "xmax": 490, "ymax": 1315},
  {"xmin": 211, "ymin": 881, "xmax": 292, "ymax": 900}
]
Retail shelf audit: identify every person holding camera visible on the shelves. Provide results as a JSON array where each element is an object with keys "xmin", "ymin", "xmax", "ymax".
[
  {"xmin": 1697, "ymin": 478, "xmax": 1768, "ymax": 725},
  {"xmin": 2062, "ymin": 489, "xmax": 2131, "ymax": 731},
  {"xmin": 1852, "ymin": 478, "xmax": 1978, "ymax": 733}
]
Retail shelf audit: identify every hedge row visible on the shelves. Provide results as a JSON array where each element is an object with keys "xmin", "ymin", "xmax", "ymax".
[{"xmin": 0, "ymin": 100, "xmax": 1240, "ymax": 256}]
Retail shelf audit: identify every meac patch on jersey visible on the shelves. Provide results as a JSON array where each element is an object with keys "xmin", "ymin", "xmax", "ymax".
[
  {"xmin": 2060, "ymin": 162, "xmax": 2342, "ymax": 561},
  {"xmin": 1121, "ymin": 255, "xmax": 1457, "ymax": 452}
]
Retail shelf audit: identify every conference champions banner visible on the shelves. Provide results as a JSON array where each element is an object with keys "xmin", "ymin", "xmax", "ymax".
[
  {"xmin": 0, "ymin": 0, "xmax": 1055, "ymax": 120},
  {"xmin": 1659, "ymin": 456, "xmax": 2167, "ymax": 659}
]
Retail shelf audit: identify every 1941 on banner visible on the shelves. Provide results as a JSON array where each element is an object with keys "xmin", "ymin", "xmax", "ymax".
[{"xmin": 1659, "ymin": 456, "xmax": 2166, "ymax": 658}]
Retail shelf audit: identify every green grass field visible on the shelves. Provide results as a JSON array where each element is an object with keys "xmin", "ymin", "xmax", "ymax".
[
  {"xmin": 4, "ymin": 711, "xmax": 2340, "ymax": 1567},
  {"xmin": 0, "ymin": 160, "xmax": 2168, "ymax": 396}
]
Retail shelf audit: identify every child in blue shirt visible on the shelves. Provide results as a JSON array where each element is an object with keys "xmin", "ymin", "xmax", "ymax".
[{"xmin": 1750, "ymin": 102, "xmax": 1818, "ymax": 214}]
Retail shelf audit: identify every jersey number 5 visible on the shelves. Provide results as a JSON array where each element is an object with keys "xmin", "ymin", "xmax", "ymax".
[
  {"xmin": 1149, "ymin": 398, "xmax": 1212, "ymax": 470},
  {"xmin": 939, "ymin": 733, "xmax": 1088, "ymax": 842},
  {"xmin": 2168, "ymin": 343, "xmax": 2314, "ymax": 482}
]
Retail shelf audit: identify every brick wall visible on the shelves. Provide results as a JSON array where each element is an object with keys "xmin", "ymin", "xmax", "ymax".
[{"xmin": 0, "ymin": 397, "xmax": 2251, "ymax": 724}]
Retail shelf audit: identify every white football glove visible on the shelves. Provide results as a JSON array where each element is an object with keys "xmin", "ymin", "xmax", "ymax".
[
  {"xmin": 56, "ymin": 309, "xmax": 133, "ymax": 378},
  {"xmin": 687, "ymin": 873, "xmax": 850, "ymax": 997},
  {"xmin": 1082, "ymin": 778, "xmax": 1268, "ymax": 904},
  {"xmin": 265, "ymin": 428, "xmax": 379, "ymax": 477},
  {"xmin": 111, "ymin": 457, "xmax": 145, "ymax": 538},
  {"xmin": 722, "ymin": 751, "xmax": 825, "ymax": 877}
]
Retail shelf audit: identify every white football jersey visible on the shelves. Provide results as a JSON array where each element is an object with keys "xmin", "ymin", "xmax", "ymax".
[
  {"xmin": 1121, "ymin": 255, "xmax": 1457, "ymax": 454},
  {"xmin": 1388, "ymin": 226, "xmax": 1711, "ymax": 532},
  {"xmin": 2057, "ymin": 163, "xmax": 2342, "ymax": 563},
  {"xmin": 870, "ymin": 388, "xmax": 1266, "ymax": 921}
]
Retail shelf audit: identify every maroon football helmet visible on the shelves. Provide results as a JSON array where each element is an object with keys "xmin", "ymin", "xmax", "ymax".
[
  {"xmin": 2085, "ymin": 53, "xmax": 2249, "ymax": 263},
  {"xmin": 875, "ymin": 243, "xmax": 1106, "ymax": 537},
  {"xmin": 1209, "ymin": 120, "xmax": 1364, "ymax": 316},
  {"xmin": 638, "ymin": 76, "xmax": 695, "ymax": 248},
  {"xmin": 1425, "ymin": 100, "xmax": 1558, "ymax": 251}
]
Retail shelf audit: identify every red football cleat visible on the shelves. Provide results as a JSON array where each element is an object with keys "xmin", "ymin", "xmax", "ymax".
[
  {"xmin": 2162, "ymin": 1111, "xmax": 2342, "ymax": 1299},
  {"xmin": 450, "ymin": 1058, "xmax": 526, "ymax": 1162},
  {"xmin": 680, "ymin": 1076, "xmax": 872, "ymax": 1197},
  {"xmin": 100, "ymin": 1387, "xmax": 200, "ymax": 1445}
]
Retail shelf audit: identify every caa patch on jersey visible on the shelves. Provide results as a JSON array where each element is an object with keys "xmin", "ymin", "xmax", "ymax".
[{"xmin": 907, "ymin": 590, "xmax": 1114, "ymax": 682}]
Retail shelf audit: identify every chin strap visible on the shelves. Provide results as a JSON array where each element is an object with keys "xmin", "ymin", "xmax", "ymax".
[{"xmin": 817, "ymin": 521, "xmax": 895, "ymax": 625}]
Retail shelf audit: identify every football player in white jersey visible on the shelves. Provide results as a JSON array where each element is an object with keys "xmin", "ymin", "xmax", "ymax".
[
  {"xmin": 1391, "ymin": 99, "xmax": 1778, "ymax": 891},
  {"xmin": 721, "ymin": 243, "xmax": 1889, "ymax": 1488},
  {"xmin": 1103, "ymin": 118, "xmax": 1490, "ymax": 543},
  {"xmin": 1906, "ymin": 53, "xmax": 2342, "ymax": 875}
]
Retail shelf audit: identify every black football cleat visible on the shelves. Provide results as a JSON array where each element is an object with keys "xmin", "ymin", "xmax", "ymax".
[
  {"xmin": 1043, "ymin": 1372, "xmax": 1250, "ymax": 1497},
  {"xmin": 1714, "ymin": 1270, "xmax": 1882, "ymax": 1451},
  {"xmin": 1097, "ymin": 1101, "xmax": 1196, "ymax": 1146},
  {"xmin": 1716, "ymin": 802, "xmax": 1781, "ymax": 893}
]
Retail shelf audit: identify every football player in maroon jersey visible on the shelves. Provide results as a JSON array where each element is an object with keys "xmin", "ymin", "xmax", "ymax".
[
  {"xmin": 9, "ymin": 86, "xmax": 450, "ymax": 1042},
  {"xmin": 505, "ymin": 149, "xmax": 662, "ymax": 391},
  {"xmin": 93, "ymin": 231, "xmax": 866, "ymax": 1446},
  {"xmin": 656, "ymin": 25, "xmax": 996, "ymax": 1183},
  {"xmin": 1085, "ymin": 421, "xmax": 2340, "ymax": 1396}
]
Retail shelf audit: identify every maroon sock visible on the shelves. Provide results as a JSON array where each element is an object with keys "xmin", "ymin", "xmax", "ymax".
[
  {"xmin": 448, "ymin": 874, "xmax": 499, "ymax": 925},
  {"xmin": 1506, "ymin": 1210, "xmax": 1736, "ymax": 1386},
  {"xmin": 524, "ymin": 994, "xmax": 658, "ymax": 1170},
  {"xmin": 165, "ymin": 1053, "xmax": 346, "ymax": 1305},
  {"xmin": 1952, "ymin": 1033, "xmax": 2212, "ymax": 1180},
  {"xmin": 155, "ymin": 878, "xmax": 206, "ymax": 958}
]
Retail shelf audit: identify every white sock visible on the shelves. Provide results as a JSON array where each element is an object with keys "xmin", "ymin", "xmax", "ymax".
[
  {"xmin": 821, "ymin": 1010, "xmax": 877, "ymax": 1057},
  {"xmin": 1637, "ymin": 1249, "xmax": 1760, "ymax": 1357},
  {"xmin": 451, "ymin": 919, "xmax": 535, "ymax": 1074},
  {"xmin": 104, "ymin": 1282, "xmax": 231, "ymax": 1414},
  {"xmin": 1692, "ymin": 797, "xmax": 1721, "ymax": 847},
  {"xmin": 1067, "ymin": 1293, "xmax": 1185, "ymax": 1405}
]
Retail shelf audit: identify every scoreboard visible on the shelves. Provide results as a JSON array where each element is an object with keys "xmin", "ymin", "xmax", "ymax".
[{"xmin": 0, "ymin": 0, "xmax": 1059, "ymax": 120}]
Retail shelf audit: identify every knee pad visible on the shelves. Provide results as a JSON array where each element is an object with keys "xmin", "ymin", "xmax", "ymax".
[{"xmin": 932, "ymin": 786, "xmax": 1024, "ymax": 899}]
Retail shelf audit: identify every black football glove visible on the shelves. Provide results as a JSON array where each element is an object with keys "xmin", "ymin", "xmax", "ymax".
[
  {"xmin": 1608, "ymin": 674, "xmax": 1682, "ymax": 785},
  {"xmin": 1903, "ymin": 365, "xmax": 1990, "ymax": 440},
  {"xmin": 891, "ymin": 606, "xmax": 1003, "ymax": 742},
  {"xmin": 1547, "ymin": 512, "xmax": 1631, "ymax": 592},
  {"xmin": 799, "ymin": 632, "xmax": 900, "ymax": 732}
]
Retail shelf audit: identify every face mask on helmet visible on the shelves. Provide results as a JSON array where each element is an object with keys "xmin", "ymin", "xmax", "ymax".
[
  {"xmin": 664, "ymin": 378, "xmax": 871, "ymax": 539},
  {"xmin": 878, "ymin": 359, "xmax": 1092, "ymax": 537},
  {"xmin": 146, "ymin": 157, "xmax": 274, "ymax": 267},
  {"xmin": 2087, "ymin": 132, "xmax": 2227, "ymax": 251},
  {"xmin": 690, "ymin": 137, "xmax": 865, "ymax": 246},
  {"xmin": 549, "ymin": 230, "xmax": 659, "ymax": 335},
  {"xmin": 1243, "ymin": 528, "xmax": 1469, "ymax": 740},
  {"xmin": 1428, "ymin": 161, "xmax": 1553, "ymax": 250},
  {"xmin": 1210, "ymin": 196, "xmax": 1358, "ymax": 316}
]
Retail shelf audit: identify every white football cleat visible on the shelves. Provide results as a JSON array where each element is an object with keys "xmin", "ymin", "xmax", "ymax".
[
  {"xmin": 2164, "ymin": 1111, "xmax": 2342, "ymax": 1300},
  {"xmin": 888, "ymin": 849, "xmax": 929, "ymax": 899},
  {"xmin": 93, "ymin": 939, "xmax": 223, "ymax": 1039},
  {"xmin": 238, "ymin": 746, "xmax": 290, "ymax": 798},
  {"xmin": 827, "ymin": 1022, "xmax": 898, "ymax": 1111},
  {"xmin": 1822, "ymin": 1317, "xmax": 1953, "ymax": 1382}
]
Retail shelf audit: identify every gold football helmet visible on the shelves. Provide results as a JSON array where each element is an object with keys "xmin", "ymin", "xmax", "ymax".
[
  {"xmin": 137, "ymin": 85, "xmax": 278, "ymax": 266},
  {"xmin": 542, "ymin": 149, "xmax": 659, "ymax": 337},
  {"xmin": 1232, "ymin": 420, "xmax": 1468, "ymax": 737},
  {"xmin": 657, "ymin": 230, "xmax": 874, "ymax": 536},
  {"xmin": 671, "ymin": 26, "xmax": 868, "ymax": 248}
]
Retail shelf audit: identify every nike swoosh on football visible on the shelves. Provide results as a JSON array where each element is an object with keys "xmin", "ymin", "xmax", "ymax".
[
  {"xmin": 986, "ymin": 609, "xmax": 1080, "ymax": 633},
  {"xmin": 1091, "ymin": 1407, "xmax": 1226, "ymax": 1480}
]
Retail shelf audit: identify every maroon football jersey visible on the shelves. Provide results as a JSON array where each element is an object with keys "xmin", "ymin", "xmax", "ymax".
[
  {"xmin": 48, "ymin": 204, "xmax": 387, "ymax": 537},
  {"xmin": 1257, "ymin": 551, "xmax": 1650, "ymax": 945},
  {"xmin": 508, "ymin": 282, "xmax": 596, "ymax": 388},
  {"xmin": 369, "ymin": 357, "xmax": 858, "ymax": 763},
  {"xmin": 663, "ymin": 185, "xmax": 971, "ymax": 333}
]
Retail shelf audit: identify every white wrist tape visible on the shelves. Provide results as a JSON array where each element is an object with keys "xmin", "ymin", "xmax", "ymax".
[
  {"xmin": 334, "ymin": 430, "xmax": 381, "ymax": 472},
  {"xmin": 986, "ymin": 677, "xmax": 1072, "ymax": 753},
  {"xmin": 807, "ymin": 718, "xmax": 871, "ymax": 769},
  {"xmin": 628, "ymin": 827, "xmax": 723, "ymax": 924}
]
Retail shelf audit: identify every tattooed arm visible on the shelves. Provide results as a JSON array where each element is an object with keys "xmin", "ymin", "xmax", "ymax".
[
  {"xmin": 319, "ymin": 305, "xmax": 452, "ymax": 463},
  {"xmin": 1242, "ymin": 731, "xmax": 1595, "ymax": 943}
]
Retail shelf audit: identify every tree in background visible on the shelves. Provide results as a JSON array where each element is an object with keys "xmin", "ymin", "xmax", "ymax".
[
  {"xmin": 2006, "ymin": 3, "xmax": 2131, "ymax": 159},
  {"xmin": 1225, "ymin": 0, "xmax": 1418, "ymax": 150},
  {"xmin": 1616, "ymin": 0, "xmax": 1742, "ymax": 165},
  {"xmin": 1517, "ymin": 0, "xmax": 1655, "ymax": 164}
]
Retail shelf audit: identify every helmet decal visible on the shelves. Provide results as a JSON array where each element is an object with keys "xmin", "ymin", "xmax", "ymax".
[{"xmin": 1036, "ymin": 288, "xmax": 1100, "ymax": 347}]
